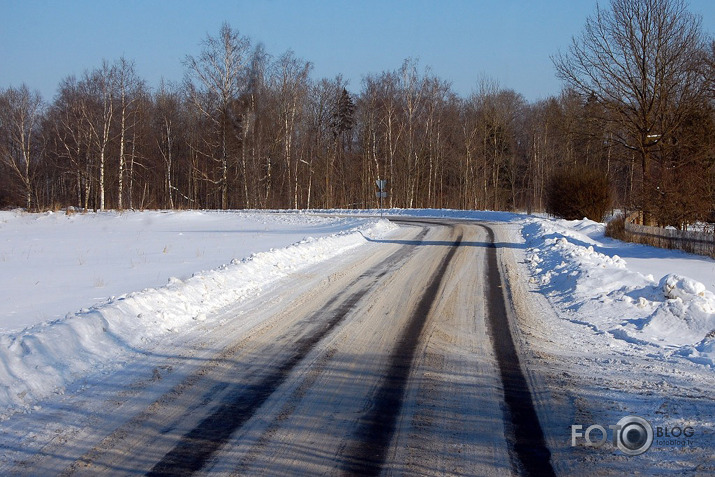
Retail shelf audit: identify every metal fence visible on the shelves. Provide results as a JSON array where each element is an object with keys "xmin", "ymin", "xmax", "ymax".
[{"xmin": 624, "ymin": 222, "xmax": 715, "ymax": 257}]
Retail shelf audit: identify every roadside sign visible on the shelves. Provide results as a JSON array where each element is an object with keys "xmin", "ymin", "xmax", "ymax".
[{"xmin": 375, "ymin": 179, "xmax": 387, "ymax": 217}]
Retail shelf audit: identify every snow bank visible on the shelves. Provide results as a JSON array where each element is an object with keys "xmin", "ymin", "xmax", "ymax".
[
  {"xmin": 522, "ymin": 217, "xmax": 715, "ymax": 366},
  {"xmin": 0, "ymin": 217, "xmax": 397, "ymax": 414},
  {"xmin": 310, "ymin": 207, "xmax": 521, "ymax": 223},
  {"xmin": 0, "ymin": 209, "xmax": 379, "ymax": 332}
]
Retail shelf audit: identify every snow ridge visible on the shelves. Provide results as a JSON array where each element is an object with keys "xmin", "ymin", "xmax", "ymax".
[
  {"xmin": 523, "ymin": 218, "xmax": 715, "ymax": 367},
  {"xmin": 0, "ymin": 218, "xmax": 397, "ymax": 414}
]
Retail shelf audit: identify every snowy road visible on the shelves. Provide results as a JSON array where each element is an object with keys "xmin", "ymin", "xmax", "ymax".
[{"xmin": 3, "ymin": 218, "xmax": 552, "ymax": 476}]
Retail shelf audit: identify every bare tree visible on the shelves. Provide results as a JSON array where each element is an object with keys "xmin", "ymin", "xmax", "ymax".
[
  {"xmin": 49, "ymin": 76, "xmax": 91, "ymax": 209},
  {"xmin": 553, "ymin": 0, "xmax": 709, "ymax": 218},
  {"xmin": 269, "ymin": 50, "xmax": 312, "ymax": 208},
  {"xmin": 0, "ymin": 85, "xmax": 44, "ymax": 209},
  {"xmin": 184, "ymin": 23, "xmax": 251, "ymax": 209},
  {"xmin": 707, "ymin": 40, "xmax": 715, "ymax": 100},
  {"xmin": 78, "ymin": 62, "xmax": 115, "ymax": 211},
  {"xmin": 359, "ymin": 72, "xmax": 404, "ymax": 208},
  {"xmin": 244, "ymin": 43, "xmax": 271, "ymax": 208},
  {"xmin": 305, "ymin": 77, "xmax": 340, "ymax": 208},
  {"xmin": 399, "ymin": 58, "xmax": 426, "ymax": 208},
  {"xmin": 421, "ymin": 76, "xmax": 454, "ymax": 208},
  {"xmin": 153, "ymin": 80, "xmax": 183, "ymax": 208},
  {"xmin": 113, "ymin": 57, "xmax": 144, "ymax": 210}
]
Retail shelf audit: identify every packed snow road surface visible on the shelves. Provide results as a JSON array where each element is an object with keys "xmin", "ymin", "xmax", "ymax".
[{"xmin": 4, "ymin": 218, "xmax": 549, "ymax": 476}]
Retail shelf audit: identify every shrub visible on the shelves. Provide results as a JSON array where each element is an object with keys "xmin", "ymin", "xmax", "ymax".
[
  {"xmin": 546, "ymin": 165, "xmax": 612, "ymax": 221},
  {"xmin": 605, "ymin": 215, "xmax": 626, "ymax": 240}
]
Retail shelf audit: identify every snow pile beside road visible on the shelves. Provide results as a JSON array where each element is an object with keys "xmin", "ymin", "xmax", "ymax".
[
  {"xmin": 657, "ymin": 274, "xmax": 715, "ymax": 364},
  {"xmin": 522, "ymin": 218, "xmax": 715, "ymax": 366},
  {"xmin": 0, "ymin": 217, "xmax": 397, "ymax": 414}
]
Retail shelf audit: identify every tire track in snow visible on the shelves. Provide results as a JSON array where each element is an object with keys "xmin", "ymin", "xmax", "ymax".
[
  {"xmin": 479, "ymin": 223, "xmax": 555, "ymax": 477},
  {"xmin": 339, "ymin": 225, "xmax": 463, "ymax": 476},
  {"xmin": 145, "ymin": 229, "xmax": 428, "ymax": 476}
]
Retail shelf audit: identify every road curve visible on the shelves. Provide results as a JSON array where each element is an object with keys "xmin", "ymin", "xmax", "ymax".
[{"xmin": 8, "ymin": 218, "xmax": 553, "ymax": 476}]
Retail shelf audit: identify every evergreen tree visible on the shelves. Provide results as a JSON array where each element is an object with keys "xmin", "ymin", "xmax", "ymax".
[{"xmin": 331, "ymin": 88, "xmax": 355, "ymax": 138}]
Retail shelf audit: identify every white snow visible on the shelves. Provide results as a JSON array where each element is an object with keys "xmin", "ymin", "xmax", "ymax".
[
  {"xmin": 337, "ymin": 209, "xmax": 714, "ymax": 470},
  {"xmin": 521, "ymin": 216, "xmax": 715, "ymax": 366},
  {"xmin": 515, "ymin": 215, "xmax": 714, "ymax": 473},
  {"xmin": 0, "ymin": 209, "xmax": 397, "ymax": 414},
  {"xmin": 0, "ymin": 208, "xmax": 712, "ymax": 472},
  {"xmin": 318, "ymin": 208, "xmax": 715, "ymax": 367},
  {"xmin": 0, "ymin": 209, "xmax": 388, "ymax": 332}
]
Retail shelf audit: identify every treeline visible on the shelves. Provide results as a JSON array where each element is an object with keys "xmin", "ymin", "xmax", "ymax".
[{"xmin": 1, "ymin": 3, "xmax": 714, "ymax": 226}]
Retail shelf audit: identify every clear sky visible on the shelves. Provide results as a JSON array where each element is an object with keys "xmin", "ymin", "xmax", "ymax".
[{"xmin": 1, "ymin": 0, "xmax": 713, "ymax": 103}]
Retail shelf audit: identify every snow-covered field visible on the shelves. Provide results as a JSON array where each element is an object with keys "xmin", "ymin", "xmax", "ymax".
[
  {"xmin": 0, "ymin": 208, "xmax": 712, "ymax": 472},
  {"xmin": 0, "ymin": 210, "xmax": 397, "ymax": 413}
]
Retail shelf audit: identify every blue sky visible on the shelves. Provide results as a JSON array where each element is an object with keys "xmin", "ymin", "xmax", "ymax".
[{"xmin": 1, "ymin": 0, "xmax": 713, "ymax": 103}]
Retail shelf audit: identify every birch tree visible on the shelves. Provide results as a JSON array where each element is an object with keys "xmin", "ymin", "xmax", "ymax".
[
  {"xmin": 184, "ymin": 23, "xmax": 251, "ymax": 209},
  {"xmin": 49, "ymin": 76, "xmax": 91, "ymax": 209},
  {"xmin": 78, "ymin": 62, "xmax": 115, "ymax": 210},
  {"xmin": 270, "ymin": 50, "xmax": 312, "ymax": 208},
  {"xmin": 0, "ymin": 85, "xmax": 44, "ymax": 209},
  {"xmin": 153, "ymin": 81, "xmax": 183, "ymax": 208},
  {"xmin": 113, "ymin": 57, "xmax": 144, "ymax": 209}
]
